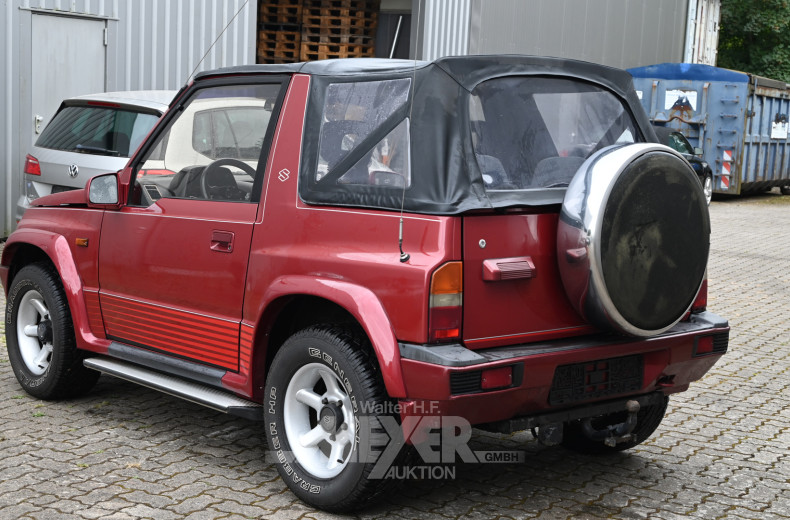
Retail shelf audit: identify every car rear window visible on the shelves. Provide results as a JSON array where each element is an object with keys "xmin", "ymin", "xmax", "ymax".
[
  {"xmin": 470, "ymin": 77, "xmax": 638, "ymax": 190},
  {"xmin": 36, "ymin": 105, "xmax": 160, "ymax": 158}
]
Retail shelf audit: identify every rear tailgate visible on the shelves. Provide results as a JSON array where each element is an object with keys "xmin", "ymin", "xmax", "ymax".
[{"xmin": 462, "ymin": 212, "xmax": 593, "ymax": 350}]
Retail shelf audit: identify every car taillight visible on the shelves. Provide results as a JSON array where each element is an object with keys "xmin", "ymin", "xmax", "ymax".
[
  {"xmin": 428, "ymin": 261, "xmax": 462, "ymax": 343},
  {"xmin": 694, "ymin": 335, "xmax": 714, "ymax": 355},
  {"xmin": 691, "ymin": 279, "xmax": 707, "ymax": 313},
  {"xmin": 24, "ymin": 154, "xmax": 41, "ymax": 176}
]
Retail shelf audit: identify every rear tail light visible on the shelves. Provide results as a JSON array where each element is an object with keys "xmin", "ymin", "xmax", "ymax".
[
  {"xmin": 694, "ymin": 331, "xmax": 729, "ymax": 357},
  {"xmin": 695, "ymin": 335, "xmax": 714, "ymax": 355},
  {"xmin": 481, "ymin": 366, "xmax": 513, "ymax": 390},
  {"xmin": 428, "ymin": 261, "xmax": 463, "ymax": 343},
  {"xmin": 24, "ymin": 154, "xmax": 41, "ymax": 176},
  {"xmin": 691, "ymin": 279, "xmax": 708, "ymax": 313}
]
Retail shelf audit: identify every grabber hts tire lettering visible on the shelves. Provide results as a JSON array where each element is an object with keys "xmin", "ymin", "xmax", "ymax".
[{"xmin": 264, "ymin": 325, "xmax": 405, "ymax": 513}]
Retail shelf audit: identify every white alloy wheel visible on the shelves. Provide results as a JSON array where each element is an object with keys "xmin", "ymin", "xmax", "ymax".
[
  {"xmin": 16, "ymin": 290, "xmax": 53, "ymax": 376},
  {"xmin": 703, "ymin": 174, "xmax": 713, "ymax": 205},
  {"xmin": 283, "ymin": 362, "xmax": 357, "ymax": 479}
]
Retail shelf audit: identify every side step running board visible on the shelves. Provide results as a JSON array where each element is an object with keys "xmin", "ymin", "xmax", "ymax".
[{"xmin": 84, "ymin": 357, "xmax": 263, "ymax": 421}]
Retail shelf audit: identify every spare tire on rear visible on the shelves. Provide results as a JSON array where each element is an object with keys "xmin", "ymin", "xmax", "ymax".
[{"xmin": 557, "ymin": 144, "xmax": 709, "ymax": 337}]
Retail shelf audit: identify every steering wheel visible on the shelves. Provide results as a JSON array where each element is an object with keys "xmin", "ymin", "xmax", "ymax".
[{"xmin": 199, "ymin": 158, "xmax": 257, "ymax": 200}]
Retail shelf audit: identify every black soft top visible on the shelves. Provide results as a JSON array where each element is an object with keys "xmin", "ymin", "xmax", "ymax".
[
  {"xmin": 195, "ymin": 55, "xmax": 637, "ymax": 92},
  {"xmin": 196, "ymin": 56, "xmax": 652, "ymax": 214}
]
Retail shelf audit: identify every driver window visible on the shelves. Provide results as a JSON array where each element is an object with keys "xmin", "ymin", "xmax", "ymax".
[{"xmin": 132, "ymin": 83, "xmax": 280, "ymax": 205}]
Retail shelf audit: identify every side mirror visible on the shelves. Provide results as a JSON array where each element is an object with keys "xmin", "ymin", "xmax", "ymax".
[
  {"xmin": 693, "ymin": 147, "xmax": 703, "ymax": 156},
  {"xmin": 88, "ymin": 173, "xmax": 119, "ymax": 206}
]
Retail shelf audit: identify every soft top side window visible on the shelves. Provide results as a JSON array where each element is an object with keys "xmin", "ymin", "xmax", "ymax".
[
  {"xmin": 316, "ymin": 78, "xmax": 411, "ymax": 188},
  {"xmin": 131, "ymin": 83, "xmax": 281, "ymax": 205}
]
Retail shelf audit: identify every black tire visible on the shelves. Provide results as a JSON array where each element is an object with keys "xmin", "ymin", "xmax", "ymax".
[
  {"xmin": 264, "ymin": 325, "xmax": 402, "ymax": 512},
  {"xmin": 781, "ymin": 185, "xmax": 790, "ymax": 196},
  {"xmin": 561, "ymin": 396, "xmax": 669, "ymax": 455},
  {"xmin": 5, "ymin": 263, "xmax": 100, "ymax": 399}
]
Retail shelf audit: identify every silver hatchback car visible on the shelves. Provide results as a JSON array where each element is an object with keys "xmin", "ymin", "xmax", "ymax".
[{"xmin": 17, "ymin": 90, "xmax": 175, "ymax": 222}]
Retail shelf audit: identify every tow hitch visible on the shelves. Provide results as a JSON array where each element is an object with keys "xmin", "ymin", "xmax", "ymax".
[{"xmin": 581, "ymin": 400, "xmax": 641, "ymax": 447}]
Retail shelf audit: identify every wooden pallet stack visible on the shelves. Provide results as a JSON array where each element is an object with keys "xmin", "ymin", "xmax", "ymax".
[
  {"xmin": 257, "ymin": 0, "xmax": 379, "ymax": 63},
  {"xmin": 257, "ymin": 0, "xmax": 302, "ymax": 64},
  {"xmin": 300, "ymin": 0, "xmax": 379, "ymax": 61}
]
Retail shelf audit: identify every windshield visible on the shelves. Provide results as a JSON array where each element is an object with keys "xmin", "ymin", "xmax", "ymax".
[
  {"xmin": 667, "ymin": 132, "xmax": 694, "ymax": 155},
  {"xmin": 470, "ymin": 77, "xmax": 638, "ymax": 190},
  {"xmin": 37, "ymin": 105, "xmax": 160, "ymax": 158}
]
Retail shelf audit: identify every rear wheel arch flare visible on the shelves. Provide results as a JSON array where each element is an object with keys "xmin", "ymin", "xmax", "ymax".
[
  {"xmin": 253, "ymin": 294, "xmax": 392, "ymax": 402},
  {"xmin": 251, "ymin": 279, "xmax": 407, "ymax": 398},
  {"xmin": 259, "ymin": 295, "xmax": 358, "ymax": 371}
]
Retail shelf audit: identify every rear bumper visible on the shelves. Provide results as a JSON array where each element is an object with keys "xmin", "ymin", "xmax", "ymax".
[{"xmin": 397, "ymin": 311, "xmax": 728, "ymax": 427}]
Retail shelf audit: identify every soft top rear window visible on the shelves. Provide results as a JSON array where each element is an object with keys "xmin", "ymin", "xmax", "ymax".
[
  {"xmin": 471, "ymin": 76, "xmax": 637, "ymax": 191},
  {"xmin": 37, "ymin": 105, "xmax": 160, "ymax": 158}
]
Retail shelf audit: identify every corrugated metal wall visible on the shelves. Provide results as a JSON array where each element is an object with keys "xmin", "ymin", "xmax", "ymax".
[
  {"xmin": 110, "ymin": 0, "xmax": 254, "ymax": 91},
  {"xmin": 416, "ymin": 0, "xmax": 471, "ymax": 60},
  {"xmin": 467, "ymin": 0, "xmax": 689, "ymax": 70},
  {"xmin": 1, "ymin": 0, "xmax": 255, "ymax": 236}
]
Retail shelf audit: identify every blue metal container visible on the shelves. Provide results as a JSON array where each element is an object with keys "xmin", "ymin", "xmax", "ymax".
[{"xmin": 628, "ymin": 63, "xmax": 790, "ymax": 195}]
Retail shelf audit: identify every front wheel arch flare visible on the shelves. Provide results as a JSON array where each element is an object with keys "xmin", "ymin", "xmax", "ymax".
[{"xmin": 4, "ymin": 232, "xmax": 94, "ymax": 349}]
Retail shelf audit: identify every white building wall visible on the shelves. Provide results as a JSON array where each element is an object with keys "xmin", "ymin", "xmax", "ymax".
[
  {"xmin": 466, "ymin": 0, "xmax": 690, "ymax": 70},
  {"xmin": 410, "ymin": 0, "xmax": 716, "ymax": 68}
]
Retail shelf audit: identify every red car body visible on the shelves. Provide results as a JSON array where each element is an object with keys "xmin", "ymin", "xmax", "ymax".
[{"xmin": 2, "ymin": 56, "xmax": 728, "ymax": 511}]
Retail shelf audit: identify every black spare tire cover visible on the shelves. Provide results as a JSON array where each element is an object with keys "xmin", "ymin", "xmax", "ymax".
[{"xmin": 557, "ymin": 144, "xmax": 710, "ymax": 337}]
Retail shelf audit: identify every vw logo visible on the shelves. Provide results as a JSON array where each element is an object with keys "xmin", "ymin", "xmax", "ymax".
[{"xmin": 67, "ymin": 164, "xmax": 79, "ymax": 178}]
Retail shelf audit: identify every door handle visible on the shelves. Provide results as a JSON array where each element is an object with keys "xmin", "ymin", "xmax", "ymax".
[
  {"xmin": 210, "ymin": 230, "xmax": 234, "ymax": 253},
  {"xmin": 482, "ymin": 256, "xmax": 536, "ymax": 281}
]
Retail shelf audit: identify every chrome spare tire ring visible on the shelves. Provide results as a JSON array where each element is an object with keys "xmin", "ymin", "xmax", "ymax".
[{"xmin": 558, "ymin": 143, "xmax": 710, "ymax": 336}]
